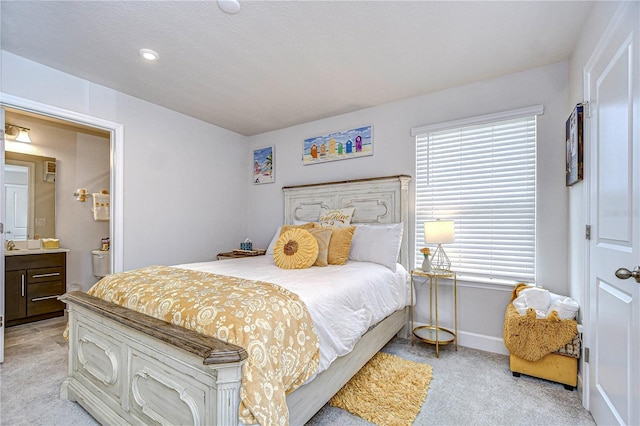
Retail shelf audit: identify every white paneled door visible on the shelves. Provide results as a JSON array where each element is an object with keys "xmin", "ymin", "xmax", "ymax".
[
  {"xmin": 5, "ymin": 183, "xmax": 29, "ymax": 240},
  {"xmin": 587, "ymin": 3, "xmax": 639, "ymax": 425},
  {"xmin": 1, "ymin": 107, "xmax": 5, "ymax": 363}
]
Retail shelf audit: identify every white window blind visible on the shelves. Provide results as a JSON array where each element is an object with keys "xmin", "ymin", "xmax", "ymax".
[{"xmin": 414, "ymin": 111, "xmax": 538, "ymax": 284}]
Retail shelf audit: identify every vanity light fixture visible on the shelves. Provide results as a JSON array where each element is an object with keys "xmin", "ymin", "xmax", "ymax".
[
  {"xmin": 218, "ymin": 0, "xmax": 240, "ymax": 14},
  {"xmin": 139, "ymin": 48, "xmax": 160, "ymax": 62},
  {"xmin": 5, "ymin": 124, "xmax": 32, "ymax": 143}
]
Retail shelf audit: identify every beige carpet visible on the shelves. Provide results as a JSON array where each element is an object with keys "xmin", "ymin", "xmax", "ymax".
[
  {"xmin": 329, "ymin": 351, "xmax": 433, "ymax": 426},
  {"xmin": 3, "ymin": 319, "xmax": 595, "ymax": 426}
]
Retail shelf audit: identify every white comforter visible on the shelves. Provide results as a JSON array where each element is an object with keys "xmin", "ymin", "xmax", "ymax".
[{"xmin": 176, "ymin": 256, "xmax": 410, "ymax": 372}]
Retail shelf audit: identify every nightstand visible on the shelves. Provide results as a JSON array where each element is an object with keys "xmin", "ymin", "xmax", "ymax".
[
  {"xmin": 216, "ymin": 249, "xmax": 266, "ymax": 260},
  {"xmin": 410, "ymin": 269, "xmax": 457, "ymax": 357}
]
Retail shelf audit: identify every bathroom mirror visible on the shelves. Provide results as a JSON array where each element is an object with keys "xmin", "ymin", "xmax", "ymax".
[{"xmin": 4, "ymin": 152, "xmax": 56, "ymax": 240}]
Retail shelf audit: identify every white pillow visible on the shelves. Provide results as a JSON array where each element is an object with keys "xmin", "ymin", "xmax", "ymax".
[
  {"xmin": 348, "ymin": 223, "xmax": 404, "ymax": 270},
  {"xmin": 266, "ymin": 226, "xmax": 282, "ymax": 255},
  {"xmin": 318, "ymin": 207, "xmax": 355, "ymax": 227}
]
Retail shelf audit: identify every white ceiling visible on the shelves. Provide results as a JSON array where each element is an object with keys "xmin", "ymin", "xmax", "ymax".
[{"xmin": 1, "ymin": 1, "xmax": 593, "ymax": 136}]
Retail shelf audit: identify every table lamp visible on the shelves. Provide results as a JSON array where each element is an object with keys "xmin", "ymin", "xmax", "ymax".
[{"xmin": 424, "ymin": 219, "xmax": 455, "ymax": 272}]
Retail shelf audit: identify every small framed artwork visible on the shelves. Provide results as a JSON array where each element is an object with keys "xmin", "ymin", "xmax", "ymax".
[
  {"xmin": 566, "ymin": 104, "xmax": 584, "ymax": 186},
  {"xmin": 303, "ymin": 125, "xmax": 373, "ymax": 165},
  {"xmin": 253, "ymin": 146, "xmax": 274, "ymax": 184}
]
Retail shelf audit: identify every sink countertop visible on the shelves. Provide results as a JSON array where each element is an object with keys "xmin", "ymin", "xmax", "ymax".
[{"xmin": 5, "ymin": 248, "xmax": 70, "ymax": 256}]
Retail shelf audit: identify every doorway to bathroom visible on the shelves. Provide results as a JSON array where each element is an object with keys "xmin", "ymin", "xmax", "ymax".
[
  {"xmin": 5, "ymin": 109, "xmax": 111, "ymax": 288},
  {"xmin": 0, "ymin": 95, "xmax": 124, "ymax": 363}
]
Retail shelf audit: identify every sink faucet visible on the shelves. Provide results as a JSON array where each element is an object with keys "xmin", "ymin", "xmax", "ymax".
[{"xmin": 6, "ymin": 240, "xmax": 15, "ymax": 251}]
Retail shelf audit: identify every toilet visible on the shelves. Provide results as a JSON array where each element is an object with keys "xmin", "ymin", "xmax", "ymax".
[{"xmin": 92, "ymin": 250, "xmax": 111, "ymax": 278}]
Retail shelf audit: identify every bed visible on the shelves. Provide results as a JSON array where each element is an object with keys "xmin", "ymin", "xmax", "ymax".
[{"xmin": 60, "ymin": 175, "xmax": 411, "ymax": 425}]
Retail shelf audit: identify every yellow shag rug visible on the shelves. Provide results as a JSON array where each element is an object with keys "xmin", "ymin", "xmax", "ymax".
[{"xmin": 329, "ymin": 352, "xmax": 433, "ymax": 426}]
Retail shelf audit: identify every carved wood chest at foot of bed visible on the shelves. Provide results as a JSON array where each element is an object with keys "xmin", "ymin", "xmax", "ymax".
[
  {"xmin": 60, "ymin": 291, "xmax": 409, "ymax": 425},
  {"xmin": 59, "ymin": 292, "xmax": 248, "ymax": 425}
]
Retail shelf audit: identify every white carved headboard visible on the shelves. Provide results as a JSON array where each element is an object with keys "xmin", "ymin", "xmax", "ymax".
[{"xmin": 282, "ymin": 175, "xmax": 411, "ymax": 269}]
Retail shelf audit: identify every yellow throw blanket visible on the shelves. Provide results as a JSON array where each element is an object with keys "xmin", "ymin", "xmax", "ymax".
[
  {"xmin": 503, "ymin": 283, "xmax": 577, "ymax": 362},
  {"xmin": 88, "ymin": 265, "xmax": 320, "ymax": 426}
]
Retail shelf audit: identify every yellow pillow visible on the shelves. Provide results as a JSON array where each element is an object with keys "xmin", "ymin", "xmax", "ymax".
[
  {"xmin": 273, "ymin": 228, "xmax": 319, "ymax": 269},
  {"xmin": 324, "ymin": 226, "xmax": 356, "ymax": 265},
  {"xmin": 307, "ymin": 227, "xmax": 333, "ymax": 267},
  {"xmin": 279, "ymin": 222, "xmax": 316, "ymax": 237}
]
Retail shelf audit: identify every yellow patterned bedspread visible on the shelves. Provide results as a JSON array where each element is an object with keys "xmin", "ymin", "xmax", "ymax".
[{"xmin": 88, "ymin": 265, "xmax": 320, "ymax": 426}]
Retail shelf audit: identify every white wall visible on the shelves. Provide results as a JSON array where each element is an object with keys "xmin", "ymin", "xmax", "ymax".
[
  {"xmin": 248, "ymin": 62, "xmax": 570, "ymax": 353},
  {"xmin": 2, "ymin": 51, "xmax": 250, "ymax": 285},
  {"xmin": 57, "ymin": 131, "xmax": 111, "ymax": 291},
  {"xmin": 2, "ymin": 50, "xmax": 573, "ymax": 351}
]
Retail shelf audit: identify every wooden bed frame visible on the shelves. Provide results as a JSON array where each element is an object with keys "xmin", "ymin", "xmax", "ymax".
[{"xmin": 60, "ymin": 175, "xmax": 411, "ymax": 425}]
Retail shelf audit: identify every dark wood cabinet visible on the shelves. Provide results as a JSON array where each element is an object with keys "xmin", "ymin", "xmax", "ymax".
[
  {"xmin": 5, "ymin": 269, "xmax": 27, "ymax": 322},
  {"xmin": 5, "ymin": 252, "xmax": 66, "ymax": 327}
]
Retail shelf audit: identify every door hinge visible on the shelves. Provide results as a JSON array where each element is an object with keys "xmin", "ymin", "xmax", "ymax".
[
  {"xmin": 0, "ymin": 223, "xmax": 3, "ymax": 234},
  {"xmin": 586, "ymin": 225, "xmax": 591, "ymax": 240},
  {"xmin": 580, "ymin": 101, "xmax": 591, "ymax": 118},
  {"xmin": 584, "ymin": 347, "xmax": 589, "ymax": 363}
]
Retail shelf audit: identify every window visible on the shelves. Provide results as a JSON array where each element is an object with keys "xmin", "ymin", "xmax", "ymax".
[{"xmin": 412, "ymin": 106, "xmax": 542, "ymax": 284}]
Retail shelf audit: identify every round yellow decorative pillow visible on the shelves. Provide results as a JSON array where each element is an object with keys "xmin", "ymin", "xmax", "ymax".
[{"xmin": 273, "ymin": 228, "xmax": 319, "ymax": 269}]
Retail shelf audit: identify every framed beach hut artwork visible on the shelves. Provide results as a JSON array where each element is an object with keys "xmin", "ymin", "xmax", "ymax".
[
  {"xmin": 303, "ymin": 125, "xmax": 373, "ymax": 165},
  {"xmin": 565, "ymin": 104, "xmax": 583, "ymax": 186},
  {"xmin": 253, "ymin": 146, "xmax": 274, "ymax": 184}
]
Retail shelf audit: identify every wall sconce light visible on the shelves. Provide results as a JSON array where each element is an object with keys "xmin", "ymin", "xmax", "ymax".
[{"xmin": 5, "ymin": 124, "xmax": 32, "ymax": 143}]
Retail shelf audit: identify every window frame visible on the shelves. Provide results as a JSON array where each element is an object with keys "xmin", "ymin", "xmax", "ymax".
[{"xmin": 412, "ymin": 105, "xmax": 543, "ymax": 285}]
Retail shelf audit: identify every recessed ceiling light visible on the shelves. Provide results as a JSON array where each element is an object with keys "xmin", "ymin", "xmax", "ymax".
[
  {"xmin": 218, "ymin": 0, "xmax": 240, "ymax": 14},
  {"xmin": 139, "ymin": 48, "xmax": 159, "ymax": 62}
]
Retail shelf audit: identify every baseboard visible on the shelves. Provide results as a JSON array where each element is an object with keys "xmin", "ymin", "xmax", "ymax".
[
  {"xmin": 579, "ymin": 360, "xmax": 589, "ymax": 409},
  {"xmin": 458, "ymin": 330, "xmax": 509, "ymax": 355},
  {"xmin": 411, "ymin": 322, "xmax": 509, "ymax": 355}
]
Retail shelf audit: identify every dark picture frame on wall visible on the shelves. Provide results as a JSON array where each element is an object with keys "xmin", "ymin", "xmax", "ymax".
[{"xmin": 566, "ymin": 104, "xmax": 584, "ymax": 186}]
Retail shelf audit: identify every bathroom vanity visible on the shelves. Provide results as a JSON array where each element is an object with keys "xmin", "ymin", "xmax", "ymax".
[{"xmin": 5, "ymin": 249, "xmax": 68, "ymax": 327}]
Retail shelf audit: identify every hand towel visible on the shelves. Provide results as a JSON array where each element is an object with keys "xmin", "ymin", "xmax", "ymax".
[
  {"xmin": 523, "ymin": 287, "xmax": 551, "ymax": 315},
  {"xmin": 547, "ymin": 296, "xmax": 580, "ymax": 320},
  {"xmin": 92, "ymin": 193, "xmax": 110, "ymax": 221},
  {"xmin": 512, "ymin": 286, "xmax": 551, "ymax": 319},
  {"xmin": 512, "ymin": 285, "xmax": 580, "ymax": 320},
  {"xmin": 512, "ymin": 294, "xmax": 528, "ymax": 316}
]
